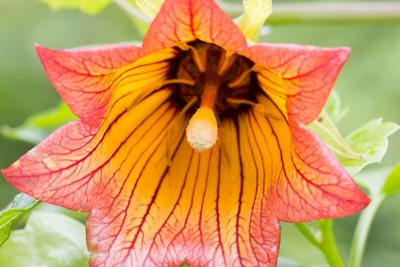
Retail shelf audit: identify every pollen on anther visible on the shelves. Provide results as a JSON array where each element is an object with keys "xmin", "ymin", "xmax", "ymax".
[{"xmin": 186, "ymin": 107, "xmax": 218, "ymax": 153}]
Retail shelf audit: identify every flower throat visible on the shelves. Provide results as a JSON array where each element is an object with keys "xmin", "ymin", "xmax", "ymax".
[
  {"xmin": 168, "ymin": 41, "xmax": 259, "ymax": 152},
  {"xmin": 173, "ymin": 41, "xmax": 258, "ymax": 115}
]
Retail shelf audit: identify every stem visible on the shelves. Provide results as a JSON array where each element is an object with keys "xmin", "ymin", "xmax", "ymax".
[
  {"xmin": 295, "ymin": 223, "xmax": 321, "ymax": 248},
  {"xmin": 348, "ymin": 195, "xmax": 384, "ymax": 267},
  {"xmin": 222, "ymin": 1, "xmax": 400, "ymax": 24},
  {"xmin": 296, "ymin": 220, "xmax": 345, "ymax": 267},
  {"xmin": 319, "ymin": 219, "xmax": 345, "ymax": 267}
]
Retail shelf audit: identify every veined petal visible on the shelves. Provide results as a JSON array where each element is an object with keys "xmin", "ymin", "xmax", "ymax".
[
  {"xmin": 143, "ymin": 0, "xmax": 247, "ymax": 54},
  {"xmin": 88, "ymin": 115, "xmax": 280, "ymax": 266},
  {"xmin": 247, "ymin": 43, "xmax": 350, "ymax": 124},
  {"xmin": 255, "ymin": 94, "xmax": 370, "ymax": 221},
  {"xmin": 36, "ymin": 44, "xmax": 143, "ymax": 126},
  {"xmin": 2, "ymin": 48, "xmax": 177, "ymax": 212}
]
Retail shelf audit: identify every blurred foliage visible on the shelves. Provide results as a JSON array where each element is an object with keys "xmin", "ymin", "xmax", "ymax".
[
  {"xmin": 39, "ymin": 0, "xmax": 112, "ymax": 14},
  {"xmin": 0, "ymin": 102, "xmax": 76, "ymax": 144},
  {"xmin": 0, "ymin": 0, "xmax": 399, "ymax": 266},
  {"xmin": 0, "ymin": 194, "xmax": 39, "ymax": 246},
  {"xmin": 0, "ymin": 211, "xmax": 88, "ymax": 267}
]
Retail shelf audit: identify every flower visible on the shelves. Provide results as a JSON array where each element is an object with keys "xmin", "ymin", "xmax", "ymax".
[{"xmin": 2, "ymin": 0, "xmax": 370, "ymax": 266}]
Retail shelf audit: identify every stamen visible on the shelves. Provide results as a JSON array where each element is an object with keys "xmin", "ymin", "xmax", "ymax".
[
  {"xmin": 226, "ymin": 97, "xmax": 265, "ymax": 111},
  {"xmin": 161, "ymin": 78, "xmax": 195, "ymax": 87},
  {"xmin": 177, "ymin": 43, "xmax": 206, "ymax": 72},
  {"xmin": 189, "ymin": 46, "xmax": 206, "ymax": 73},
  {"xmin": 227, "ymin": 67, "xmax": 253, "ymax": 88},
  {"xmin": 226, "ymin": 97, "xmax": 281, "ymax": 119},
  {"xmin": 217, "ymin": 51, "xmax": 235, "ymax": 75},
  {"xmin": 186, "ymin": 77, "xmax": 219, "ymax": 153}
]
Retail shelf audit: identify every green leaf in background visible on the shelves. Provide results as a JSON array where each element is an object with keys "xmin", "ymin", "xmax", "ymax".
[
  {"xmin": 39, "ymin": 0, "xmax": 112, "ymax": 15},
  {"xmin": 381, "ymin": 163, "xmax": 400, "ymax": 197},
  {"xmin": 0, "ymin": 193, "xmax": 39, "ymax": 246},
  {"xmin": 324, "ymin": 90, "xmax": 349, "ymax": 123},
  {"xmin": 134, "ymin": 0, "xmax": 163, "ymax": 18},
  {"xmin": 0, "ymin": 211, "xmax": 88, "ymax": 267},
  {"xmin": 0, "ymin": 102, "xmax": 76, "ymax": 144},
  {"xmin": 308, "ymin": 111, "xmax": 363, "ymax": 161},
  {"xmin": 339, "ymin": 119, "xmax": 399, "ymax": 175},
  {"xmin": 236, "ymin": 0, "xmax": 272, "ymax": 42},
  {"xmin": 349, "ymin": 163, "xmax": 400, "ymax": 267},
  {"xmin": 309, "ymin": 91, "xmax": 399, "ymax": 176}
]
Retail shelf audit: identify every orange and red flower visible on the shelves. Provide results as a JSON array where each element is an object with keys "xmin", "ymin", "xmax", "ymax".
[{"xmin": 2, "ymin": 0, "xmax": 369, "ymax": 266}]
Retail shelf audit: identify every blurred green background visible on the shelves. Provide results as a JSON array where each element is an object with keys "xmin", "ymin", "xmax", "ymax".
[{"xmin": 0, "ymin": 0, "xmax": 399, "ymax": 266}]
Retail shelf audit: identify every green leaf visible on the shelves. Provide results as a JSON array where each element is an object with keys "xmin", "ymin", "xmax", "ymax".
[
  {"xmin": 0, "ymin": 211, "xmax": 88, "ymax": 267},
  {"xmin": 39, "ymin": 0, "xmax": 112, "ymax": 15},
  {"xmin": 134, "ymin": 0, "xmax": 163, "ymax": 18},
  {"xmin": 324, "ymin": 90, "xmax": 349, "ymax": 123},
  {"xmin": 310, "ymin": 92, "xmax": 399, "ymax": 176},
  {"xmin": 236, "ymin": 0, "xmax": 273, "ymax": 42},
  {"xmin": 339, "ymin": 119, "xmax": 399, "ymax": 175},
  {"xmin": 0, "ymin": 102, "xmax": 76, "ymax": 144},
  {"xmin": 0, "ymin": 194, "xmax": 39, "ymax": 246},
  {"xmin": 308, "ymin": 111, "xmax": 363, "ymax": 161},
  {"xmin": 381, "ymin": 163, "xmax": 400, "ymax": 197}
]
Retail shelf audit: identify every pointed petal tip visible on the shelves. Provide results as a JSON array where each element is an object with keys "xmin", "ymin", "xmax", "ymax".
[
  {"xmin": 0, "ymin": 167, "xmax": 8, "ymax": 177},
  {"xmin": 1, "ymin": 162, "xmax": 15, "ymax": 179},
  {"xmin": 34, "ymin": 43, "xmax": 49, "ymax": 54},
  {"xmin": 336, "ymin": 46, "xmax": 351, "ymax": 62},
  {"xmin": 34, "ymin": 44, "xmax": 56, "ymax": 66},
  {"xmin": 355, "ymin": 190, "xmax": 371, "ymax": 210}
]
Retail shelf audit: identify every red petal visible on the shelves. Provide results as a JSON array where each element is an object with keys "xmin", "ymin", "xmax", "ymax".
[
  {"xmin": 88, "ymin": 116, "xmax": 280, "ymax": 266},
  {"xmin": 36, "ymin": 44, "xmax": 143, "ymax": 126},
  {"xmin": 246, "ymin": 43, "xmax": 350, "ymax": 124},
  {"xmin": 255, "ymin": 95, "xmax": 370, "ymax": 222},
  {"xmin": 2, "ymin": 47, "xmax": 176, "ymax": 212},
  {"xmin": 2, "ymin": 121, "xmax": 96, "ymax": 211},
  {"xmin": 143, "ymin": 0, "xmax": 247, "ymax": 54}
]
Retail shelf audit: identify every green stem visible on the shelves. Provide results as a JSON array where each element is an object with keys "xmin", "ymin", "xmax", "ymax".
[
  {"xmin": 318, "ymin": 219, "xmax": 345, "ymax": 267},
  {"xmin": 296, "ymin": 220, "xmax": 345, "ymax": 267},
  {"xmin": 222, "ymin": 1, "xmax": 400, "ymax": 24},
  {"xmin": 295, "ymin": 223, "xmax": 321, "ymax": 248},
  {"xmin": 348, "ymin": 195, "xmax": 384, "ymax": 267}
]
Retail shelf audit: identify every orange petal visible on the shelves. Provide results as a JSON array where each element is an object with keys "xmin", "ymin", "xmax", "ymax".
[
  {"xmin": 246, "ymin": 43, "xmax": 350, "ymax": 124},
  {"xmin": 143, "ymin": 0, "xmax": 247, "ymax": 54},
  {"xmin": 255, "ymin": 94, "xmax": 370, "ymax": 221},
  {"xmin": 88, "ymin": 115, "xmax": 280, "ymax": 266},
  {"xmin": 36, "ymin": 44, "xmax": 143, "ymax": 126},
  {"xmin": 2, "ymin": 48, "xmax": 177, "ymax": 212}
]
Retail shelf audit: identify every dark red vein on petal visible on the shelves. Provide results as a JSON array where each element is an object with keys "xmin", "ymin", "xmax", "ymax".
[
  {"xmin": 233, "ymin": 117, "xmax": 245, "ymax": 266},
  {"xmin": 215, "ymin": 146, "xmax": 227, "ymax": 266}
]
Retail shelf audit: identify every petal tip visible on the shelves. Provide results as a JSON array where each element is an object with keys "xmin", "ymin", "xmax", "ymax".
[
  {"xmin": 35, "ymin": 44, "xmax": 56, "ymax": 66},
  {"xmin": 335, "ymin": 47, "xmax": 351, "ymax": 62}
]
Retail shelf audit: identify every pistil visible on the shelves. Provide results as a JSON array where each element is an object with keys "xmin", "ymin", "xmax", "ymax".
[{"xmin": 186, "ymin": 75, "xmax": 220, "ymax": 153}]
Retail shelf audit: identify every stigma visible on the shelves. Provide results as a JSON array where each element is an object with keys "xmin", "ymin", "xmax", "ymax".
[{"xmin": 186, "ymin": 107, "xmax": 218, "ymax": 152}]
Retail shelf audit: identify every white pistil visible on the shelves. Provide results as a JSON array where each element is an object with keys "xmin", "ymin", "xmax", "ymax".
[{"xmin": 186, "ymin": 107, "xmax": 218, "ymax": 153}]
